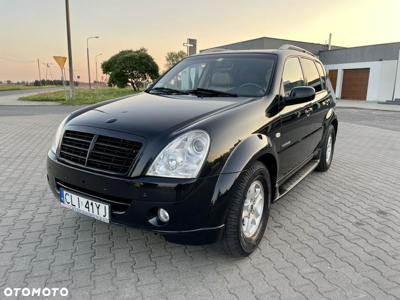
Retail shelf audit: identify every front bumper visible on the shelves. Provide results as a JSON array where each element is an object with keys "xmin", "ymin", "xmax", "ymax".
[{"xmin": 47, "ymin": 151, "xmax": 225, "ymax": 242}]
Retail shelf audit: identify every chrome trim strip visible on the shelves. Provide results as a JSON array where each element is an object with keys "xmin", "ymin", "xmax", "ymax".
[
  {"xmin": 275, "ymin": 159, "xmax": 319, "ymax": 201},
  {"xmin": 154, "ymin": 224, "xmax": 225, "ymax": 234}
]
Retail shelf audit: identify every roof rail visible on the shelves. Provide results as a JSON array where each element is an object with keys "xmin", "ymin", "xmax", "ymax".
[
  {"xmin": 201, "ymin": 48, "xmax": 229, "ymax": 53},
  {"xmin": 279, "ymin": 44, "xmax": 315, "ymax": 56}
]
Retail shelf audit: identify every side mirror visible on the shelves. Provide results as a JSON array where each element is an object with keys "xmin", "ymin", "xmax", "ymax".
[{"xmin": 285, "ymin": 86, "xmax": 315, "ymax": 105}]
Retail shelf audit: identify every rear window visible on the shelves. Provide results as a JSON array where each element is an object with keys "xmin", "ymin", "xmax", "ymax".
[{"xmin": 300, "ymin": 58, "xmax": 322, "ymax": 92}]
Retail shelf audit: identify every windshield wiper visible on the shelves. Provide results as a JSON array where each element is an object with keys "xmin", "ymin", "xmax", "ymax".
[
  {"xmin": 149, "ymin": 87, "xmax": 189, "ymax": 95},
  {"xmin": 187, "ymin": 88, "xmax": 238, "ymax": 97}
]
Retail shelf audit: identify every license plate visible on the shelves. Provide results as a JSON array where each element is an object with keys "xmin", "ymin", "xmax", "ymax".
[{"xmin": 59, "ymin": 188, "xmax": 110, "ymax": 223}]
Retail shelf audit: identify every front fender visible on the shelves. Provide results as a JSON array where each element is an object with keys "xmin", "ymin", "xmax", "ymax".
[
  {"xmin": 220, "ymin": 133, "xmax": 273, "ymax": 174},
  {"xmin": 206, "ymin": 134, "xmax": 278, "ymax": 226}
]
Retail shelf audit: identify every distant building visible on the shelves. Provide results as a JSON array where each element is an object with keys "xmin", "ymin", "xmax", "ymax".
[{"xmin": 203, "ymin": 37, "xmax": 400, "ymax": 101}]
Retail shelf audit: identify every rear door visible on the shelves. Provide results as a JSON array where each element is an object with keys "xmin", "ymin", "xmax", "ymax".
[
  {"xmin": 299, "ymin": 58, "xmax": 330, "ymax": 156},
  {"xmin": 278, "ymin": 57, "xmax": 310, "ymax": 177}
]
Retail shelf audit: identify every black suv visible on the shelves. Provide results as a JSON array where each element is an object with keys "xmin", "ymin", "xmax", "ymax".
[{"xmin": 47, "ymin": 45, "xmax": 337, "ymax": 256}]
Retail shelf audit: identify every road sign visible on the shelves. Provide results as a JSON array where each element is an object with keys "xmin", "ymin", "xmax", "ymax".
[
  {"xmin": 183, "ymin": 38, "xmax": 197, "ymax": 56},
  {"xmin": 53, "ymin": 56, "xmax": 67, "ymax": 69},
  {"xmin": 53, "ymin": 56, "xmax": 69, "ymax": 101},
  {"xmin": 187, "ymin": 39, "xmax": 197, "ymax": 55}
]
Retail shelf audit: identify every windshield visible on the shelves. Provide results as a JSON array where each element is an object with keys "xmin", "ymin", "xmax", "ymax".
[{"xmin": 149, "ymin": 53, "xmax": 276, "ymax": 98}]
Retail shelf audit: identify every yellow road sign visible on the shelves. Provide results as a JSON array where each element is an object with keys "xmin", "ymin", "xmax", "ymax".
[{"xmin": 53, "ymin": 56, "xmax": 67, "ymax": 69}]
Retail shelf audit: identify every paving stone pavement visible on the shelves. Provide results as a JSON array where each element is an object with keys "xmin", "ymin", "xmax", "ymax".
[{"xmin": 0, "ymin": 108, "xmax": 400, "ymax": 299}]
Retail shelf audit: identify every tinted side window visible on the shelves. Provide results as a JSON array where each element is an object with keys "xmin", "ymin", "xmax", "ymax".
[
  {"xmin": 315, "ymin": 61, "xmax": 327, "ymax": 89},
  {"xmin": 300, "ymin": 58, "xmax": 322, "ymax": 92},
  {"xmin": 282, "ymin": 57, "xmax": 305, "ymax": 96}
]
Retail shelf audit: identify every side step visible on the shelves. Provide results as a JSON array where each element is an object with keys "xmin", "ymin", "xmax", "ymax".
[{"xmin": 275, "ymin": 159, "xmax": 320, "ymax": 201}]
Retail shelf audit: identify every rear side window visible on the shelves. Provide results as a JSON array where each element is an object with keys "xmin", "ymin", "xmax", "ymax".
[
  {"xmin": 300, "ymin": 58, "xmax": 322, "ymax": 92},
  {"xmin": 315, "ymin": 61, "xmax": 327, "ymax": 89},
  {"xmin": 281, "ymin": 57, "xmax": 305, "ymax": 96}
]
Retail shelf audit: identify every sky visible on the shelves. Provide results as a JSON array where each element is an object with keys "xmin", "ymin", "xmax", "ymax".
[{"xmin": 0, "ymin": 0, "xmax": 399, "ymax": 82}]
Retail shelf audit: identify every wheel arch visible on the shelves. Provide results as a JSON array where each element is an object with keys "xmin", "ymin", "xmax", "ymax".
[
  {"xmin": 331, "ymin": 117, "xmax": 338, "ymax": 136},
  {"xmin": 257, "ymin": 153, "xmax": 278, "ymax": 201},
  {"xmin": 207, "ymin": 134, "xmax": 278, "ymax": 226}
]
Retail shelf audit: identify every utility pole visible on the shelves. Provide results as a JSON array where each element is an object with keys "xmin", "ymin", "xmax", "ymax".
[
  {"xmin": 44, "ymin": 63, "xmax": 48, "ymax": 82},
  {"xmin": 42, "ymin": 62, "xmax": 50, "ymax": 85},
  {"xmin": 37, "ymin": 59, "xmax": 42, "ymax": 86},
  {"xmin": 65, "ymin": 0, "xmax": 74, "ymax": 99},
  {"xmin": 86, "ymin": 36, "xmax": 99, "ymax": 89},
  {"xmin": 95, "ymin": 53, "xmax": 102, "ymax": 86}
]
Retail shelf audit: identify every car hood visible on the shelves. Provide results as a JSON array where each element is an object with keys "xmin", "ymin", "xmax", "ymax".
[{"xmin": 68, "ymin": 92, "xmax": 247, "ymax": 139}]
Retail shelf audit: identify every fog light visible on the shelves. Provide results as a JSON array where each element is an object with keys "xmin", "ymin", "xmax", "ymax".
[{"xmin": 157, "ymin": 208, "xmax": 170, "ymax": 223}]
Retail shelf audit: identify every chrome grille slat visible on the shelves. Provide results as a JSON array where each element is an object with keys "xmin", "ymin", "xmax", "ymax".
[
  {"xmin": 60, "ymin": 150, "xmax": 87, "ymax": 159},
  {"xmin": 94, "ymin": 142, "xmax": 135, "ymax": 151},
  {"xmin": 92, "ymin": 144, "xmax": 138, "ymax": 157},
  {"xmin": 87, "ymin": 157, "xmax": 131, "ymax": 168},
  {"xmin": 89, "ymin": 151, "xmax": 137, "ymax": 163},
  {"xmin": 63, "ymin": 136, "xmax": 92, "ymax": 143},
  {"xmin": 59, "ymin": 130, "xmax": 142, "ymax": 175},
  {"xmin": 61, "ymin": 144, "xmax": 89, "ymax": 152}
]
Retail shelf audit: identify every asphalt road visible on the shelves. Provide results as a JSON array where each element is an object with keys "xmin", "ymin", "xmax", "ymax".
[
  {"xmin": 0, "ymin": 88, "xmax": 59, "ymax": 97},
  {"xmin": 0, "ymin": 105, "xmax": 399, "ymax": 299},
  {"xmin": 0, "ymin": 105, "xmax": 78, "ymax": 117},
  {"xmin": 0, "ymin": 88, "xmax": 62, "ymax": 106}
]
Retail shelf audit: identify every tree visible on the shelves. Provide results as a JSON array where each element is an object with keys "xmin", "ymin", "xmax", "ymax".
[
  {"xmin": 165, "ymin": 51, "xmax": 186, "ymax": 69},
  {"xmin": 101, "ymin": 48, "xmax": 159, "ymax": 90}
]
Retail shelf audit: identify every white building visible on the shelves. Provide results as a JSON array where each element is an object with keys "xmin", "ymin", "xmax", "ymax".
[
  {"xmin": 203, "ymin": 37, "xmax": 400, "ymax": 102},
  {"xmin": 320, "ymin": 44, "xmax": 400, "ymax": 101}
]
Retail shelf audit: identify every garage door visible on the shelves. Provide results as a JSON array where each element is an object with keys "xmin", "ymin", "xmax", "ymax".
[
  {"xmin": 341, "ymin": 68, "xmax": 370, "ymax": 100},
  {"xmin": 328, "ymin": 70, "xmax": 338, "ymax": 93}
]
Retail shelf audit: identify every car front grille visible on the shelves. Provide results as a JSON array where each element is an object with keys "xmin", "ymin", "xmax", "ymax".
[{"xmin": 59, "ymin": 130, "xmax": 142, "ymax": 175}]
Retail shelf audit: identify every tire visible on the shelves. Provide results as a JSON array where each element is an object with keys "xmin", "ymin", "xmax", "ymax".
[
  {"xmin": 316, "ymin": 124, "xmax": 336, "ymax": 172},
  {"xmin": 223, "ymin": 161, "xmax": 271, "ymax": 257}
]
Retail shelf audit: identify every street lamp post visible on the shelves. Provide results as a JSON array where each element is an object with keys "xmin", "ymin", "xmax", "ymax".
[
  {"xmin": 95, "ymin": 53, "xmax": 103, "ymax": 87},
  {"xmin": 65, "ymin": 0, "xmax": 74, "ymax": 99},
  {"xmin": 42, "ymin": 62, "xmax": 53, "ymax": 82},
  {"xmin": 86, "ymin": 36, "xmax": 99, "ymax": 89}
]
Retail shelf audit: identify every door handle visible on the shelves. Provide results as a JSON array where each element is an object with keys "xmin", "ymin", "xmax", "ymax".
[
  {"xmin": 323, "ymin": 99, "xmax": 331, "ymax": 106},
  {"xmin": 305, "ymin": 108, "xmax": 313, "ymax": 116}
]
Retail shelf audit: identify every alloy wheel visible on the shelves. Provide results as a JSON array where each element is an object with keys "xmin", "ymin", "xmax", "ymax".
[{"xmin": 241, "ymin": 180, "xmax": 264, "ymax": 238}]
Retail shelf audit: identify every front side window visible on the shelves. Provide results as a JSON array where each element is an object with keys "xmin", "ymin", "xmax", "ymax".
[
  {"xmin": 150, "ymin": 54, "xmax": 276, "ymax": 98},
  {"xmin": 281, "ymin": 57, "xmax": 305, "ymax": 96},
  {"xmin": 300, "ymin": 58, "xmax": 323, "ymax": 92}
]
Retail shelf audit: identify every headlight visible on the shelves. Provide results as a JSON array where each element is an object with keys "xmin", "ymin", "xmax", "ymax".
[
  {"xmin": 146, "ymin": 130, "xmax": 210, "ymax": 178},
  {"xmin": 51, "ymin": 117, "xmax": 68, "ymax": 153}
]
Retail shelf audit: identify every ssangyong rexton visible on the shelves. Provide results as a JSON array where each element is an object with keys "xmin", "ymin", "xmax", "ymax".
[{"xmin": 47, "ymin": 45, "xmax": 338, "ymax": 256}]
